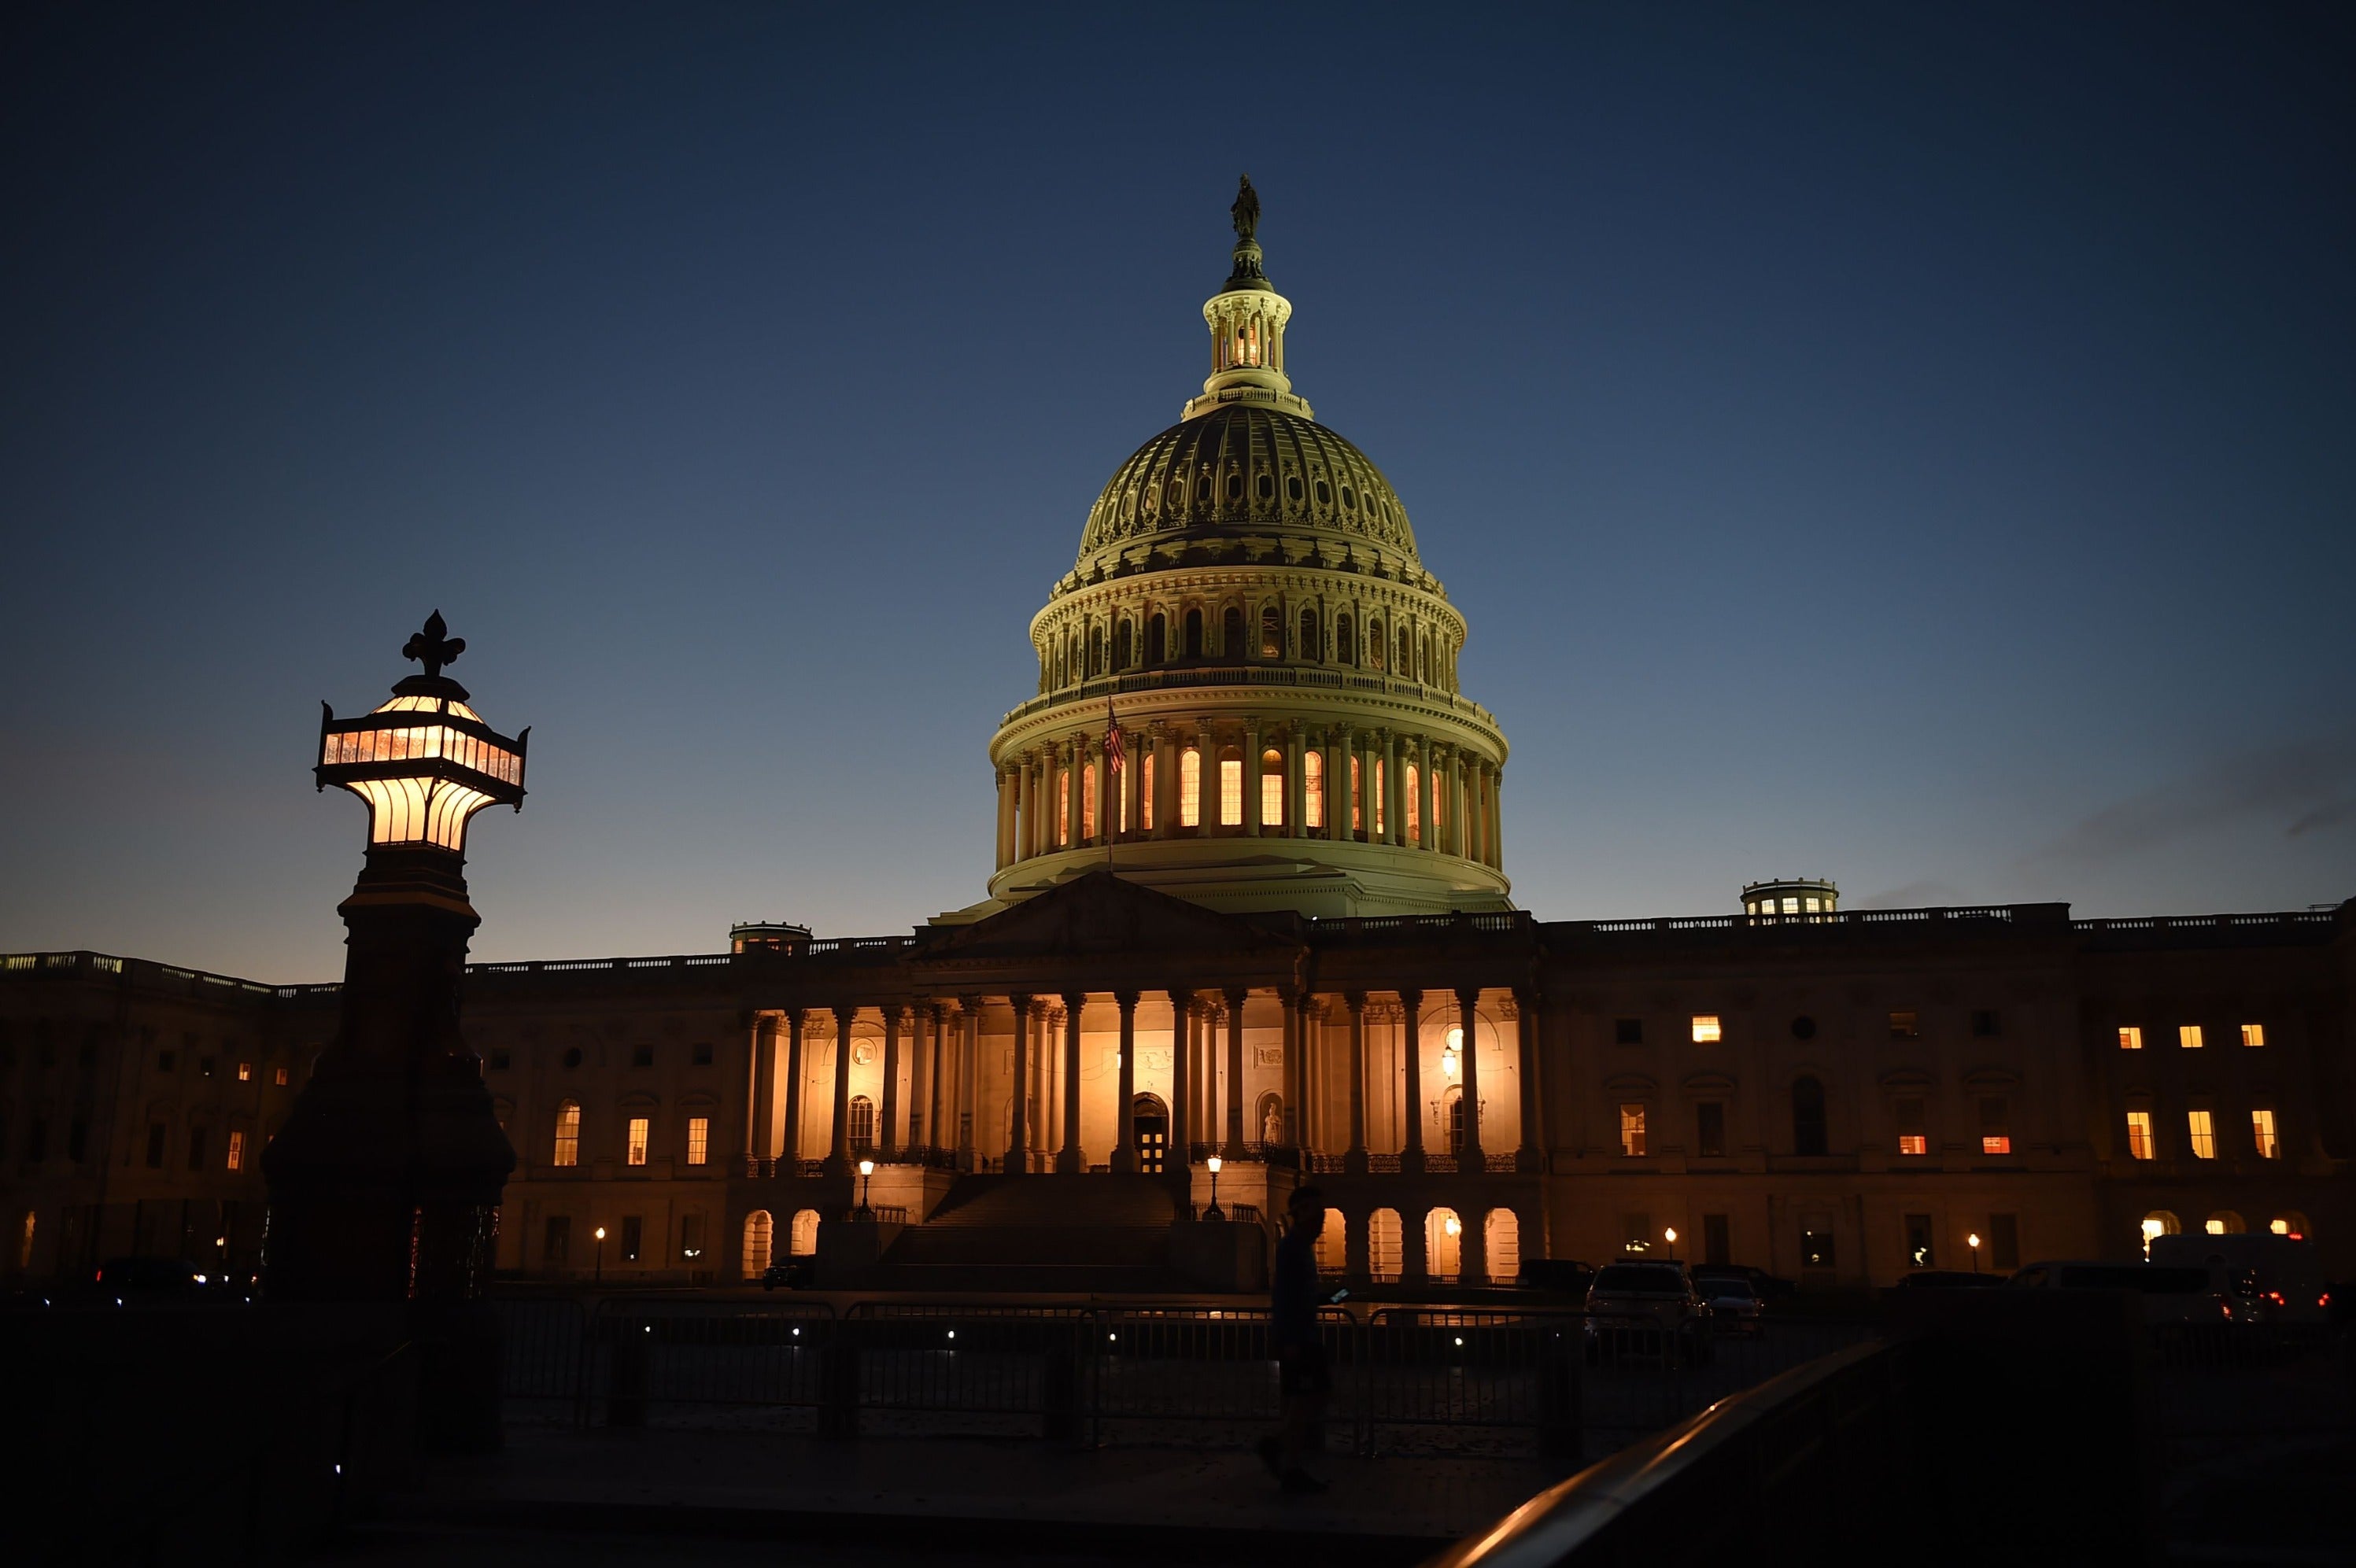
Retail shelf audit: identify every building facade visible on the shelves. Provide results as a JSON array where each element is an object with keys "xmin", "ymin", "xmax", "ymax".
[{"xmin": 4, "ymin": 190, "xmax": 2350, "ymax": 1291}]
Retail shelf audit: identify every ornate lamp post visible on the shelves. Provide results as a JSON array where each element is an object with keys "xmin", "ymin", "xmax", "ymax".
[
  {"xmin": 857, "ymin": 1157, "xmax": 876, "ymax": 1217},
  {"xmin": 1205, "ymin": 1153, "xmax": 1224, "ymax": 1220},
  {"xmin": 261, "ymin": 611, "xmax": 528, "ymax": 1452}
]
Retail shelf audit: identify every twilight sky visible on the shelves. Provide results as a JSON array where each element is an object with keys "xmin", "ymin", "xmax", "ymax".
[{"xmin": 2, "ymin": 4, "xmax": 2351, "ymax": 981}]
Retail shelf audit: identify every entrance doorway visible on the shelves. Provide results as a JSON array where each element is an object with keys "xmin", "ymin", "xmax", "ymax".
[{"xmin": 1133, "ymin": 1094, "xmax": 1169, "ymax": 1175}]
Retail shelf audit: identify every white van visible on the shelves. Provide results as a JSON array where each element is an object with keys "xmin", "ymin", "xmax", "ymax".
[{"xmin": 2150, "ymin": 1234, "xmax": 2329, "ymax": 1324}]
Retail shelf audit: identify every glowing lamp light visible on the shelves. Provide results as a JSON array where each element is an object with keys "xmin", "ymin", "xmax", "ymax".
[
  {"xmin": 858, "ymin": 1159, "xmax": 875, "ymax": 1178},
  {"xmin": 594, "ymin": 1227, "xmax": 607, "ymax": 1241},
  {"xmin": 1664, "ymin": 1227, "xmax": 1678, "ymax": 1245},
  {"xmin": 316, "ymin": 611, "xmax": 528, "ymax": 853},
  {"xmin": 1206, "ymin": 1155, "xmax": 1222, "ymax": 1174},
  {"xmin": 1442, "ymin": 1215, "xmax": 1461, "ymax": 1238}
]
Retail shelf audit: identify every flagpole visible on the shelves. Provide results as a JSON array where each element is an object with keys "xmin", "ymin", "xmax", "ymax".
[{"xmin": 1106, "ymin": 695, "xmax": 1121, "ymax": 876}]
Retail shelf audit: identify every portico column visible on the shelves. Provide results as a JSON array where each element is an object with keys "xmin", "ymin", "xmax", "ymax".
[
  {"xmin": 1447, "ymin": 750, "xmax": 1467, "ymax": 858},
  {"xmin": 781, "ymin": 1009, "xmax": 806, "ymax": 1168},
  {"xmin": 1383, "ymin": 731, "xmax": 1403, "ymax": 847},
  {"xmin": 995, "ymin": 769, "xmax": 1014, "ymax": 869},
  {"xmin": 1346, "ymin": 992, "xmax": 1368, "ymax": 1175},
  {"xmin": 1243, "ymin": 722, "xmax": 1262, "ymax": 836},
  {"xmin": 1113, "ymin": 992, "xmax": 1139, "ymax": 1171},
  {"xmin": 1006, "ymin": 994, "xmax": 1032, "ymax": 1174},
  {"xmin": 1324, "ymin": 727, "xmax": 1347, "ymax": 841},
  {"xmin": 957, "ymin": 998, "xmax": 980, "ymax": 1168},
  {"xmin": 1224, "ymin": 988, "xmax": 1249, "ymax": 1156},
  {"xmin": 1455, "ymin": 987, "xmax": 1484, "ymax": 1167},
  {"xmin": 1151, "ymin": 725, "xmax": 1176, "ymax": 839},
  {"xmin": 825, "ymin": 1005, "xmax": 856, "ymax": 1175},
  {"xmin": 1492, "ymin": 766, "xmax": 1505, "ymax": 868},
  {"xmin": 1017, "ymin": 752, "xmax": 1037, "ymax": 859},
  {"xmin": 1281, "ymin": 991, "xmax": 1303, "ymax": 1147},
  {"xmin": 748, "ymin": 1015, "xmax": 777, "ymax": 1164},
  {"xmin": 922, "ymin": 1005, "xmax": 944, "ymax": 1151},
  {"xmin": 1197, "ymin": 718, "xmax": 1217, "ymax": 829},
  {"xmin": 1285, "ymin": 728, "xmax": 1305, "ymax": 839},
  {"xmin": 881, "ymin": 1005, "xmax": 903, "ymax": 1154},
  {"xmin": 1118, "ymin": 726, "xmax": 1140, "ymax": 839},
  {"xmin": 1064, "ymin": 736, "xmax": 1085, "ymax": 848},
  {"xmin": 1513, "ymin": 989, "xmax": 1542, "ymax": 1172},
  {"xmin": 1399, "ymin": 989, "xmax": 1426, "ymax": 1175},
  {"xmin": 1423, "ymin": 746, "xmax": 1442, "ymax": 853},
  {"xmin": 1166, "ymin": 990, "xmax": 1194, "ymax": 1206},
  {"xmin": 1058, "ymin": 991, "xmax": 1086, "ymax": 1172}
]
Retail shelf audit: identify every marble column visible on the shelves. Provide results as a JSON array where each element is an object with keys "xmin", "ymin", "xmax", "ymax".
[
  {"xmin": 1514, "ymin": 989, "xmax": 1542, "ymax": 1173},
  {"xmin": 1324, "ymin": 726, "xmax": 1347, "ymax": 842},
  {"xmin": 1151, "ymin": 724, "xmax": 1176, "ymax": 839},
  {"xmin": 1456, "ymin": 987, "xmax": 1484, "ymax": 1167},
  {"xmin": 1285, "ymin": 727, "xmax": 1305, "ymax": 839},
  {"xmin": 1057, "ymin": 991, "xmax": 1085, "ymax": 1172},
  {"xmin": 922, "ymin": 1005, "xmax": 944, "ymax": 1152},
  {"xmin": 1224, "ymin": 989, "xmax": 1248, "ymax": 1155},
  {"xmin": 1383, "ymin": 731, "xmax": 1403, "ymax": 847},
  {"xmin": 957, "ymin": 998, "xmax": 980, "ymax": 1168},
  {"xmin": 748, "ymin": 1015, "xmax": 777, "ymax": 1164},
  {"xmin": 1423, "ymin": 746, "xmax": 1442, "ymax": 853},
  {"xmin": 1113, "ymin": 992, "xmax": 1139, "ymax": 1172},
  {"xmin": 1281, "ymin": 991, "xmax": 1302, "ymax": 1147},
  {"xmin": 1346, "ymin": 993, "xmax": 1368, "ymax": 1175},
  {"xmin": 1006, "ymin": 994, "xmax": 1032, "ymax": 1174},
  {"xmin": 881, "ymin": 1005, "xmax": 903, "ymax": 1154},
  {"xmin": 781, "ymin": 1009, "xmax": 806, "ymax": 1168},
  {"xmin": 1243, "ymin": 721, "xmax": 1262, "ymax": 836},
  {"xmin": 1399, "ymin": 989, "xmax": 1426, "ymax": 1175},
  {"xmin": 825, "ymin": 1005, "xmax": 855, "ymax": 1175},
  {"xmin": 1167, "ymin": 989, "xmax": 1194, "ymax": 1206}
]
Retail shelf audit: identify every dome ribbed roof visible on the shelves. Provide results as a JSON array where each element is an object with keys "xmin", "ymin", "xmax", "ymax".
[{"xmin": 1076, "ymin": 405, "xmax": 1417, "ymax": 567}]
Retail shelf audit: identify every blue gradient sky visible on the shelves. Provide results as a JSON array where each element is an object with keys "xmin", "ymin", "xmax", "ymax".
[{"xmin": 3, "ymin": 5, "xmax": 2350, "ymax": 981}]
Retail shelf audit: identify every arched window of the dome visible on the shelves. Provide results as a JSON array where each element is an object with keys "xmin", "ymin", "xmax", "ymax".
[
  {"xmin": 1397, "ymin": 625, "xmax": 1412, "ymax": 676},
  {"xmin": 1255, "ymin": 471, "xmax": 1274, "ymax": 501},
  {"xmin": 1315, "ymin": 478, "xmax": 1331, "ymax": 507},
  {"xmin": 1341, "ymin": 485, "xmax": 1356, "ymax": 512},
  {"xmin": 1184, "ymin": 609, "xmax": 1204, "ymax": 659},
  {"xmin": 1259, "ymin": 606, "xmax": 1282, "ymax": 659},
  {"xmin": 1179, "ymin": 747, "xmax": 1201, "ymax": 828},
  {"xmin": 1221, "ymin": 607, "xmax": 1244, "ymax": 658},
  {"xmin": 1195, "ymin": 473, "xmax": 1212, "ymax": 504},
  {"xmin": 1299, "ymin": 607, "xmax": 1320, "ymax": 662},
  {"xmin": 1335, "ymin": 612, "xmax": 1354, "ymax": 666},
  {"xmin": 1217, "ymin": 746, "xmax": 1244, "ymax": 827},
  {"xmin": 1113, "ymin": 619, "xmax": 1132, "ymax": 671},
  {"xmin": 1147, "ymin": 613, "xmax": 1166, "ymax": 664},
  {"xmin": 1088, "ymin": 625, "xmax": 1105, "ymax": 678},
  {"xmin": 1224, "ymin": 470, "xmax": 1244, "ymax": 503},
  {"xmin": 1303, "ymin": 750, "xmax": 1324, "ymax": 828},
  {"xmin": 1368, "ymin": 618, "xmax": 1386, "ymax": 673},
  {"xmin": 1287, "ymin": 474, "xmax": 1303, "ymax": 504},
  {"xmin": 1405, "ymin": 763, "xmax": 1420, "ymax": 846},
  {"xmin": 1260, "ymin": 747, "xmax": 1284, "ymax": 828}
]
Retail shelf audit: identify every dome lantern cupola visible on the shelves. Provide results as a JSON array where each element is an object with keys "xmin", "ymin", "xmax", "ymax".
[{"xmin": 1184, "ymin": 175, "xmax": 1312, "ymax": 422}]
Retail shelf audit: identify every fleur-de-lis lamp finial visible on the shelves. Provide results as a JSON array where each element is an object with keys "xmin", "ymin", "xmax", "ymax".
[{"xmin": 401, "ymin": 611, "xmax": 467, "ymax": 681}]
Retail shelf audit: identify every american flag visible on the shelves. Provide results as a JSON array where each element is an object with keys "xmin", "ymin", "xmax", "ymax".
[{"xmin": 1105, "ymin": 697, "xmax": 1124, "ymax": 771}]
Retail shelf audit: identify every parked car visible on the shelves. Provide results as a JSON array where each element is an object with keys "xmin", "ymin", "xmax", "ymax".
[
  {"xmin": 2150, "ymin": 1234, "xmax": 2329, "ymax": 1324},
  {"xmin": 1698, "ymin": 1273, "xmax": 1764, "ymax": 1336},
  {"xmin": 2004, "ymin": 1261, "xmax": 2230, "ymax": 1325},
  {"xmin": 1890, "ymin": 1269, "xmax": 2008, "ymax": 1289},
  {"xmin": 1583, "ymin": 1260, "xmax": 1713, "ymax": 1365},
  {"xmin": 1689, "ymin": 1263, "xmax": 1798, "ymax": 1303},
  {"xmin": 92, "ymin": 1257, "xmax": 216, "ymax": 1302},
  {"xmin": 759, "ymin": 1258, "xmax": 815, "ymax": 1291},
  {"xmin": 1517, "ymin": 1258, "xmax": 1594, "ymax": 1297}
]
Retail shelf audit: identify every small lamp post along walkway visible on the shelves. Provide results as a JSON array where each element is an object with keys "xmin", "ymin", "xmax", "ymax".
[
  {"xmin": 1968, "ymin": 1232, "xmax": 1983, "ymax": 1273},
  {"xmin": 1206, "ymin": 1153, "xmax": 1224, "ymax": 1220},
  {"xmin": 858, "ymin": 1158, "xmax": 876, "ymax": 1217}
]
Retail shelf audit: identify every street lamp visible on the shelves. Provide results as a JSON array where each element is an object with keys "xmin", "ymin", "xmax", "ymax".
[
  {"xmin": 1664, "ymin": 1227, "xmax": 1678, "ymax": 1253},
  {"xmin": 857, "ymin": 1157, "xmax": 875, "ymax": 1216},
  {"xmin": 595, "ymin": 1226, "xmax": 607, "ymax": 1284},
  {"xmin": 1206, "ymin": 1153, "xmax": 1224, "ymax": 1220},
  {"xmin": 1967, "ymin": 1232, "xmax": 1982, "ymax": 1273}
]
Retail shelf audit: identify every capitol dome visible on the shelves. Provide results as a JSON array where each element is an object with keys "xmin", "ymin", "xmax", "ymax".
[{"xmin": 948, "ymin": 179, "xmax": 1512, "ymax": 924}]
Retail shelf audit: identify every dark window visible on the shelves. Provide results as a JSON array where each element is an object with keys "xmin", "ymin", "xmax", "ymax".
[
  {"xmin": 199, "ymin": 1057, "xmax": 215, "ymax": 1078},
  {"xmin": 543, "ymin": 1216, "xmax": 571, "ymax": 1266},
  {"xmin": 1287, "ymin": 474, "xmax": 1303, "ymax": 501},
  {"xmin": 620, "ymin": 1216, "xmax": 643, "ymax": 1264},
  {"xmin": 1225, "ymin": 471, "xmax": 1243, "ymax": 500},
  {"xmin": 1970, "ymin": 1009, "xmax": 2001, "ymax": 1038},
  {"xmin": 1221, "ymin": 607, "xmax": 1244, "ymax": 655},
  {"xmin": 488, "ymin": 1049, "xmax": 511, "ymax": 1071},
  {"xmin": 68, "ymin": 1118, "xmax": 87, "ymax": 1161},
  {"xmin": 1613, "ymin": 1017, "xmax": 1644, "ymax": 1046},
  {"xmin": 1792, "ymin": 1076, "xmax": 1828, "ymax": 1156},
  {"xmin": 1696, "ymin": 1101, "xmax": 1726, "ymax": 1159},
  {"xmin": 1702, "ymin": 1214, "xmax": 1730, "ymax": 1265},
  {"xmin": 1790, "ymin": 1015, "xmax": 1817, "ymax": 1040},
  {"xmin": 1335, "ymin": 614, "xmax": 1354, "ymax": 665},
  {"xmin": 1114, "ymin": 621, "xmax": 1132, "ymax": 669},
  {"xmin": 562, "ymin": 1047, "xmax": 583, "ymax": 1069},
  {"xmin": 28, "ymin": 1119, "xmax": 48, "ymax": 1163},
  {"xmin": 1888, "ymin": 1010, "xmax": 1920, "ymax": 1040},
  {"xmin": 1088, "ymin": 625, "xmax": 1104, "ymax": 677},
  {"xmin": 1315, "ymin": 478, "xmax": 1331, "ymax": 505},
  {"xmin": 1904, "ymin": 1213, "xmax": 1936, "ymax": 1269},
  {"xmin": 146, "ymin": 1123, "xmax": 166, "ymax": 1168},
  {"xmin": 1260, "ymin": 606, "xmax": 1282, "ymax": 659},
  {"xmin": 692, "ymin": 1042, "xmax": 714, "ymax": 1067},
  {"xmin": 1977, "ymin": 1097, "xmax": 2011, "ymax": 1156},
  {"xmin": 1148, "ymin": 614, "xmax": 1167, "ymax": 662},
  {"xmin": 157, "ymin": 1051, "xmax": 176, "ymax": 1072},
  {"xmin": 1300, "ymin": 608, "xmax": 1320, "ymax": 661},
  {"xmin": 1989, "ymin": 1213, "xmax": 2020, "ymax": 1271},
  {"xmin": 681, "ymin": 1213, "xmax": 705, "ymax": 1262},
  {"xmin": 1255, "ymin": 471, "xmax": 1273, "ymax": 500},
  {"xmin": 1184, "ymin": 610, "xmax": 1203, "ymax": 657},
  {"xmin": 631, "ymin": 1044, "xmax": 654, "ymax": 1068},
  {"xmin": 1801, "ymin": 1227, "xmax": 1837, "ymax": 1268},
  {"xmin": 187, "ymin": 1127, "xmax": 207, "ymax": 1171}
]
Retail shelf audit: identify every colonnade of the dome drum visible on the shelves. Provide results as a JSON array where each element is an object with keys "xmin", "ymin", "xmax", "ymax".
[
  {"xmin": 739, "ymin": 984, "xmax": 1542, "ymax": 1182},
  {"xmin": 991, "ymin": 720, "xmax": 1504, "ymax": 873}
]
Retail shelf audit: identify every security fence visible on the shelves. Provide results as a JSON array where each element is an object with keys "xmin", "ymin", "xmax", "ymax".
[{"xmin": 497, "ymin": 1296, "xmax": 1877, "ymax": 1459}]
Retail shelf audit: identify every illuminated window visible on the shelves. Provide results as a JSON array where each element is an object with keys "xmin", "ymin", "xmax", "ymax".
[
  {"xmin": 1425, "ymin": 1208, "xmax": 1463, "ymax": 1282},
  {"xmin": 237, "ymin": 1061, "xmax": 251, "ymax": 1082},
  {"xmin": 2240, "ymin": 1022, "xmax": 2266, "ymax": 1049},
  {"xmin": 1978, "ymin": 1097, "xmax": 2010, "ymax": 1157},
  {"xmin": 2204, "ymin": 1211, "xmax": 2243, "ymax": 1236},
  {"xmin": 1690, "ymin": 1015, "xmax": 1722, "ymax": 1043},
  {"xmin": 790, "ymin": 1208, "xmax": 820, "ymax": 1256},
  {"xmin": 1219, "ymin": 754, "xmax": 1243, "ymax": 825},
  {"xmin": 2140, "ymin": 1211, "xmax": 2180, "ymax": 1255},
  {"xmin": 2125, "ymin": 1110, "xmax": 2154, "ymax": 1160},
  {"xmin": 553, "ymin": 1101, "xmax": 581, "ymax": 1167},
  {"xmin": 849, "ymin": 1095, "xmax": 874, "ymax": 1151},
  {"xmin": 1140, "ymin": 753, "xmax": 1155, "ymax": 831},
  {"xmin": 626, "ymin": 1117, "xmax": 649, "ymax": 1166},
  {"xmin": 1367, "ymin": 1208, "xmax": 1403, "ymax": 1282},
  {"xmin": 1261, "ymin": 749, "xmax": 1284, "ymax": 827},
  {"xmin": 1804, "ymin": 897, "xmax": 1820, "ymax": 913},
  {"xmin": 1619, "ymin": 1103, "xmax": 1648, "ymax": 1157},
  {"xmin": 1082, "ymin": 762, "xmax": 1098, "ymax": 840},
  {"xmin": 1180, "ymin": 749, "xmax": 1201, "ymax": 827},
  {"xmin": 1303, "ymin": 750, "xmax": 1324, "ymax": 828},
  {"xmin": 1261, "ymin": 606, "xmax": 1282, "ymax": 658},
  {"xmin": 1899, "ymin": 1134, "xmax": 1928, "ymax": 1156},
  {"xmin": 2179, "ymin": 1024, "xmax": 2203, "ymax": 1050},
  {"xmin": 1372, "ymin": 760, "xmax": 1385, "ymax": 836},
  {"xmin": 1483, "ymin": 1209, "xmax": 1520, "ymax": 1283},
  {"xmin": 1350, "ymin": 755, "xmax": 1362, "ymax": 832},
  {"xmin": 2251, "ymin": 1109, "xmax": 2277, "ymax": 1159},
  {"xmin": 1904, "ymin": 1213, "xmax": 1935, "ymax": 1268},
  {"xmin": 2118, "ymin": 1026, "xmax": 2143, "ymax": 1051},
  {"xmin": 2187, "ymin": 1109, "xmax": 2216, "ymax": 1160},
  {"xmin": 274, "ymin": 1064, "xmax": 290, "ymax": 1087},
  {"xmin": 226, "ymin": 1130, "xmax": 246, "ymax": 1171},
  {"xmin": 1888, "ymin": 1010, "xmax": 1919, "ymax": 1040},
  {"xmin": 1896, "ymin": 1097, "xmax": 1927, "ymax": 1157},
  {"xmin": 1057, "ymin": 769, "xmax": 1070, "ymax": 846},
  {"xmin": 1404, "ymin": 763, "xmax": 1420, "ymax": 844},
  {"xmin": 686, "ymin": 1116, "xmax": 709, "ymax": 1166},
  {"xmin": 741, "ymin": 1211, "xmax": 772, "ymax": 1277}
]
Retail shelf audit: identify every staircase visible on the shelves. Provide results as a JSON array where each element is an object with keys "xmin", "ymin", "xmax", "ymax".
[{"xmin": 869, "ymin": 1174, "xmax": 1194, "ymax": 1293}]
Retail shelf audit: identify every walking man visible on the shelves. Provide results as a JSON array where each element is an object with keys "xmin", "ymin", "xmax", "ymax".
[{"xmin": 1258, "ymin": 1185, "xmax": 1336, "ymax": 1493}]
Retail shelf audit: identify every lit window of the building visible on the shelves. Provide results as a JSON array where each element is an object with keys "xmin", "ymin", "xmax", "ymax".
[
  {"xmin": 1898, "ymin": 1134, "xmax": 1928, "ymax": 1157},
  {"xmin": 2118, "ymin": 1026, "xmax": 2143, "ymax": 1051},
  {"xmin": 237, "ymin": 1062, "xmax": 251, "ymax": 1082},
  {"xmin": 2251, "ymin": 1109, "xmax": 2277, "ymax": 1159},
  {"xmin": 626, "ymin": 1117, "xmax": 649, "ymax": 1166},
  {"xmin": 1219, "ymin": 756, "xmax": 1243, "ymax": 825},
  {"xmin": 1690, "ymin": 1015, "xmax": 1721, "ymax": 1044},
  {"xmin": 1888, "ymin": 1010, "xmax": 1920, "ymax": 1040},
  {"xmin": 1978, "ymin": 1097, "xmax": 2010, "ymax": 1157},
  {"xmin": 273, "ymin": 1066, "xmax": 289, "ymax": 1086},
  {"xmin": 1350, "ymin": 755, "xmax": 1363, "ymax": 832},
  {"xmin": 226, "ymin": 1130, "xmax": 246, "ymax": 1171},
  {"xmin": 1804, "ymin": 897, "xmax": 1819, "ymax": 913},
  {"xmin": 2125, "ymin": 1110, "xmax": 2154, "ymax": 1160},
  {"xmin": 1619, "ymin": 1103, "xmax": 1648, "ymax": 1157},
  {"xmin": 553, "ymin": 1101, "xmax": 581, "ymax": 1168},
  {"xmin": 1139, "ymin": 753, "xmax": 1154, "ymax": 831},
  {"xmin": 1261, "ymin": 749, "xmax": 1284, "ymax": 828},
  {"xmin": 1303, "ymin": 750, "xmax": 1324, "ymax": 828},
  {"xmin": 686, "ymin": 1116, "xmax": 710, "ymax": 1166},
  {"xmin": 2269, "ymin": 1219, "xmax": 2289, "ymax": 1236},
  {"xmin": 1179, "ymin": 749, "xmax": 1201, "ymax": 827},
  {"xmin": 2179, "ymin": 1024, "xmax": 2203, "ymax": 1050},
  {"xmin": 1081, "ymin": 764, "xmax": 1098, "ymax": 840},
  {"xmin": 2186, "ymin": 1109, "xmax": 2216, "ymax": 1160},
  {"xmin": 2240, "ymin": 1023, "xmax": 2266, "ymax": 1049},
  {"xmin": 1782, "ymin": 896, "xmax": 1798, "ymax": 914},
  {"xmin": 1057, "ymin": 769, "xmax": 1071, "ymax": 845},
  {"xmin": 1895, "ymin": 1097, "xmax": 1926, "ymax": 1157},
  {"xmin": 1372, "ymin": 760, "xmax": 1386, "ymax": 836},
  {"xmin": 1405, "ymin": 764, "xmax": 1420, "ymax": 843}
]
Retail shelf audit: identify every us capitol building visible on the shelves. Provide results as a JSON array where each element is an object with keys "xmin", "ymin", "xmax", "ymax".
[{"xmin": 5, "ymin": 186, "xmax": 2350, "ymax": 1293}]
